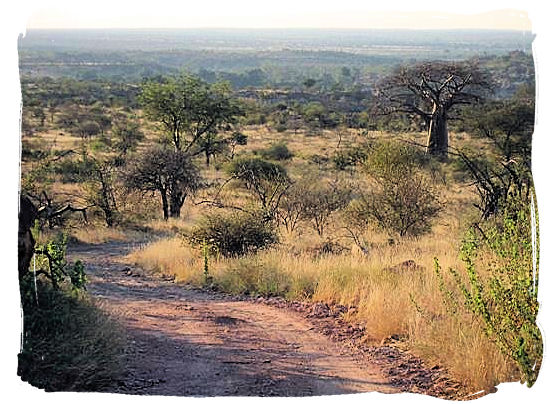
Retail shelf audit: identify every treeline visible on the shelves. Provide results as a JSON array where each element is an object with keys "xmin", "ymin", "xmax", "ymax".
[{"xmin": 20, "ymin": 46, "xmax": 533, "ymax": 92}]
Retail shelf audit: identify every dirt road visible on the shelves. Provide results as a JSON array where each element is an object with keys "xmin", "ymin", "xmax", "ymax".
[{"xmin": 69, "ymin": 241, "xmax": 399, "ymax": 396}]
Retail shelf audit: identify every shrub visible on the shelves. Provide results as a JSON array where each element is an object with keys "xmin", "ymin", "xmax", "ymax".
[
  {"xmin": 332, "ymin": 146, "xmax": 368, "ymax": 170},
  {"xmin": 278, "ymin": 178, "xmax": 352, "ymax": 236},
  {"xmin": 78, "ymin": 120, "xmax": 101, "ymax": 139},
  {"xmin": 217, "ymin": 258, "xmax": 290, "ymax": 297},
  {"xmin": 31, "ymin": 232, "xmax": 87, "ymax": 290},
  {"xmin": 349, "ymin": 141, "xmax": 442, "ymax": 237},
  {"xmin": 260, "ymin": 142, "xmax": 293, "ymax": 161},
  {"xmin": 226, "ymin": 156, "xmax": 290, "ymax": 215},
  {"xmin": 352, "ymin": 174, "xmax": 442, "ymax": 237},
  {"xmin": 19, "ymin": 231, "xmax": 124, "ymax": 391},
  {"xmin": 188, "ymin": 211, "xmax": 278, "ymax": 257},
  {"xmin": 302, "ymin": 181, "xmax": 353, "ymax": 237},
  {"xmin": 53, "ymin": 157, "xmax": 95, "ymax": 183},
  {"xmin": 438, "ymin": 190, "xmax": 541, "ymax": 386},
  {"xmin": 309, "ymin": 154, "xmax": 330, "ymax": 167}
]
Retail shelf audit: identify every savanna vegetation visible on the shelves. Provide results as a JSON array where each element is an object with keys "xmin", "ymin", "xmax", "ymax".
[{"xmin": 18, "ymin": 29, "xmax": 538, "ymax": 395}]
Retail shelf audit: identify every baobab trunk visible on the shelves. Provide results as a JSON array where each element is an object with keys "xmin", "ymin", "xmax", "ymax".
[{"xmin": 426, "ymin": 105, "xmax": 448, "ymax": 157}]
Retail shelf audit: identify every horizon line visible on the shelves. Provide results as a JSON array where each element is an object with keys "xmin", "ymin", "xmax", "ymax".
[{"xmin": 24, "ymin": 26, "xmax": 533, "ymax": 32}]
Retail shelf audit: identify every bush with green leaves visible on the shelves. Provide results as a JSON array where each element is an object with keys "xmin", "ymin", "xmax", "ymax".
[
  {"xmin": 436, "ymin": 190, "xmax": 541, "ymax": 386},
  {"xmin": 260, "ymin": 142, "xmax": 293, "ymax": 161},
  {"xmin": 349, "ymin": 141, "xmax": 442, "ymax": 237},
  {"xmin": 188, "ymin": 211, "xmax": 278, "ymax": 257},
  {"xmin": 332, "ymin": 146, "xmax": 369, "ymax": 171},
  {"xmin": 30, "ymin": 232, "xmax": 87, "ymax": 290},
  {"xmin": 54, "ymin": 157, "xmax": 95, "ymax": 183},
  {"xmin": 18, "ymin": 229, "xmax": 123, "ymax": 391}
]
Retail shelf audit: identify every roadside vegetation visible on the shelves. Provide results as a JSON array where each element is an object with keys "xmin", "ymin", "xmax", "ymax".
[{"xmin": 18, "ymin": 229, "xmax": 126, "ymax": 391}]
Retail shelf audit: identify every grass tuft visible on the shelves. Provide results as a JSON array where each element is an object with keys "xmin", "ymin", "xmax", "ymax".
[{"xmin": 18, "ymin": 281, "xmax": 126, "ymax": 391}]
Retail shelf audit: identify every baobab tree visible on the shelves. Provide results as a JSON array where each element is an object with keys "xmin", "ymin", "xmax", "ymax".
[{"xmin": 375, "ymin": 60, "xmax": 491, "ymax": 156}]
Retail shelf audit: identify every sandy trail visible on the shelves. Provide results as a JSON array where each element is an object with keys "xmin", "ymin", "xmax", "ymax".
[{"xmin": 69, "ymin": 241, "xmax": 398, "ymax": 396}]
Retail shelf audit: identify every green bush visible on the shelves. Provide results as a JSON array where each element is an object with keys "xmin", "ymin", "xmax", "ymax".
[
  {"xmin": 332, "ymin": 146, "xmax": 368, "ymax": 170},
  {"xmin": 30, "ymin": 232, "xmax": 87, "ymax": 290},
  {"xmin": 53, "ymin": 158, "xmax": 95, "ymax": 183},
  {"xmin": 349, "ymin": 141, "xmax": 442, "ymax": 237},
  {"xmin": 189, "ymin": 211, "xmax": 278, "ymax": 257},
  {"xmin": 260, "ymin": 142, "xmax": 293, "ymax": 161},
  {"xmin": 441, "ymin": 191, "xmax": 542, "ymax": 386}
]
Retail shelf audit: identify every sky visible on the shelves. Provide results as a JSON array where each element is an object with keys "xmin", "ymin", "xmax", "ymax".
[{"xmin": 23, "ymin": 1, "xmax": 532, "ymax": 31}]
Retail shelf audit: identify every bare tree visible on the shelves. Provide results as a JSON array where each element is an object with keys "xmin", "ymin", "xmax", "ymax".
[
  {"xmin": 83, "ymin": 155, "xmax": 119, "ymax": 227},
  {"xmin": 452, "ymin": 96, "xmax": 534, "ymax": 219},
  {"xmin": 302, "ymin": 180, "xmax": 352, "ymax": 237},
  {"xmin": 375, "ymin": 60, "xmax": 491, "ymax": 156},
  {"xmin": 278, "ymin": 177, "xmax": 353, "ymax": 236}
]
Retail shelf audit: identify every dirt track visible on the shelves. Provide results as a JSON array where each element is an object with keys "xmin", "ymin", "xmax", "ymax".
[{"xmin": 68, "ymin": 241, "xmax": 399, "ymax": 396}]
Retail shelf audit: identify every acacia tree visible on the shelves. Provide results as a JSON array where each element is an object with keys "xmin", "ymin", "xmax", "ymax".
[
  {"xmin": 226, "ymin": 157, "xmax": 290, "ymax": 219},
  {"xmin": 227, "ymin": 131, "xmax": 248, "ymax": 159},
  {"xmin": 111, "ymin": 116, "xmax": 144, "ymax": 156},
  {"xmin": 139, "ymin": 74, "xmax": 243, "ymax": 157},
  {"xmin": 375, "ymin": 61, "xmax": 491, "ymax": 156},
  {"xmin": 125, "ymin": 147, "xmax": 201, "ymax": 219},
  {"xmin": 198, "ymin": 133, "xmax": 228, "ymax": 167}
]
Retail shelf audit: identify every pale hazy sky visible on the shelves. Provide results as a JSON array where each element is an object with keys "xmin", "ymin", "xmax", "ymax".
[{"xmin": 25, "ymin": 1, "xmax": 531, "ymax": 31}]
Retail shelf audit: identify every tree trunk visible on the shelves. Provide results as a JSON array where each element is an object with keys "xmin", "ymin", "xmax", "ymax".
[
  {"xmin": 160, "ymin": 189, "xmax": 169, "ymax": 220},
  {"xmin": 19, "ymin": 196, "xmax": 38, "ymax": 280},
  {"xmin": 104, "ymin": 208, "xmax": 114, "ymax": 227},
  {"xmin": 169, "ymin": 191, "xmax": 187, "ymax": 218},
  {"xmin": 205, "ymin": 151, "xmax": 211, "ymax": 167},
  {"xmin": 173, "ymin": 131, "xmax": 181, "ymax": 151},
  {"xmin": 426, "ymin": 105, "xmax": 448, "ymax": 157},
  {"xmin": 98, "ymin": 171, "xmax": 116, "ymax": 227}
]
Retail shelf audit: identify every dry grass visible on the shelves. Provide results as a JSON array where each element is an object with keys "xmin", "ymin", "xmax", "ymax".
[
  {"xmin": 19, "ymin": 282, "xmax": 127, "ymax": 391},
  {"xmin": 127, "ymin": 182, "xmax": 519, "ymax": 392},
  {"xmin": 71, "ymin": 226, "xmax": 128, "ymax": 244},
  {"xmin": 409, "ymin": 310, "xmax": 517, "ymax": 392},
  {"xmin": 127, "ymin": 237, "xmax": 204, "ymax": 283}
]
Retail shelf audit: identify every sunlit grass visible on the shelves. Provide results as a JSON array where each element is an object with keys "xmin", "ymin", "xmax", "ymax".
[{"xmin": 127, "ymin": 183, "xmax": 520, "ymax": 392}]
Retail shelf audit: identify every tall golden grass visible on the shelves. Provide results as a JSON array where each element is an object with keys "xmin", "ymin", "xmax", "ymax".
[{"xmin": 127, "ymin": 190, "xmax": 518, "ymax": 392}]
